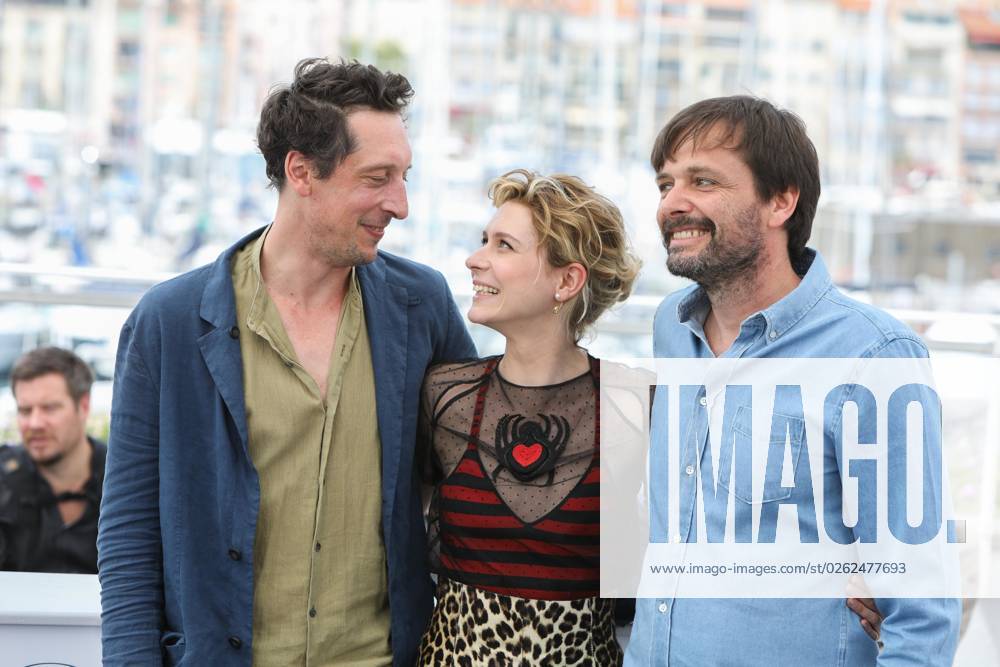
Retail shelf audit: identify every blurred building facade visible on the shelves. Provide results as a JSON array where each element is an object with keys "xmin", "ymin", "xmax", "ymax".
[{"xmin": 0, "ymin": 0, "xmax": 998, "ymax": 310}]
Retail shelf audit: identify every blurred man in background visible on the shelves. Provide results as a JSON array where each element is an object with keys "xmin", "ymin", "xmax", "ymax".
[{"xmin": 0, "ymin": 346, "xmax": 105, "ymax": 573}]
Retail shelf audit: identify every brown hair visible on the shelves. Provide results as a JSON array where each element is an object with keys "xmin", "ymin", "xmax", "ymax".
[
  {"xmin": 650, "ymin": 95, "xmax": 820, "ymax": 263},
  {"xmin": 257, "ymin": 58, "xmax": 414, "ymax": 190},
  {"xmin": 489, "ymin": 169, "xmax": 641, "ymax": 341},
  {"xmin": 11, "ymin": 347, "xmax": 94, "ymax": 403}
]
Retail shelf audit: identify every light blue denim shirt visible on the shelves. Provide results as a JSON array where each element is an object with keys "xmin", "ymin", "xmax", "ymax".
[{"xmin": 625, "ymin": 249, "xmax": 961, "ymax": 666}]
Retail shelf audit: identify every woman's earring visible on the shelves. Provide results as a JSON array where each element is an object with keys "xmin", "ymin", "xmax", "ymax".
[{"xmin": 553, "ymin": 292, "xmax": 562, "ymax": 314}]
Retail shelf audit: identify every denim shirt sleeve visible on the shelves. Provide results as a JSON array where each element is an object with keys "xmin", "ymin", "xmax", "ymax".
[
  {"xmin": 98, "ymin": 317, "xmax": 165, "ymax": 664},
  {"xmin": 865, "ymin": 336, "xmax": 961, "ymax": 666}
]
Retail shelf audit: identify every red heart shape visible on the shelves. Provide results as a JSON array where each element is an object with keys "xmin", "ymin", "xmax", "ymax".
[{"xmin": 512, "ymin": 443, "xmax": 543, "ymax": 468}]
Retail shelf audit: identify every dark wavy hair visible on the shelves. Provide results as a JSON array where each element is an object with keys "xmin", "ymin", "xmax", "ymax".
[
  {"xmin": 650, "ymin": 95, "xmax": 820, "ymax": 264},
  {"xmin": 256, "ymin": 58, "xmax": 414, "ymax": 190}
]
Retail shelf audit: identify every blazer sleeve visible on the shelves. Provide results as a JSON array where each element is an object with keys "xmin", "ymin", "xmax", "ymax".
[
  {"xmin": 98, "ymin": 317, "xmax": 165, "ymax": 664},
  {"xmin": 432, "ymin": 271, "xmax": 477, "ymax": 363},
  {"xmin": 416, "ymin": 378, "xmax": 437, "ymax": 487}
]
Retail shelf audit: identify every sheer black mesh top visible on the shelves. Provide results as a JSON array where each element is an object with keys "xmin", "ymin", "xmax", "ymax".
[{"xmin": 419, "ymin": 355, "xmax": 601, "ymax": 600}]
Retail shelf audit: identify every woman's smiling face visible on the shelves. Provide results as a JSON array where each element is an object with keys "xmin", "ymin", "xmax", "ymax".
[{"xmin": 465, "ymin": 201, "xmax": 562, "ymax": 334}]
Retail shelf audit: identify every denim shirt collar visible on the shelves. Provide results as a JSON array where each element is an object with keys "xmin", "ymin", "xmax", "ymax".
[{"xmin": 675, "ymin": 248, "xmax": 833, "ymax": 345}]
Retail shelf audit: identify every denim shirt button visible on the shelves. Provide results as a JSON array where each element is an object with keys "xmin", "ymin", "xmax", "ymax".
[
  {"xmin": 658, "ymin": 602, "xmax": 668, "ymax": 613},
  {"xmin": 685, "ymin": 465, "xmax": 695, "ymax": 476}
]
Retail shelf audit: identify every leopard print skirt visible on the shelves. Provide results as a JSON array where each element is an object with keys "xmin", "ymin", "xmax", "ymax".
[{"xmin": 418, "ymin": 577, "xmax": 623, "ymax": 666}]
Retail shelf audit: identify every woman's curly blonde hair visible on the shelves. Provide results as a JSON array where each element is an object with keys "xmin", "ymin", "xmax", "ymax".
[{"xmin": 488, "ymin": 169, "xmax": 642, "ymax": 341}]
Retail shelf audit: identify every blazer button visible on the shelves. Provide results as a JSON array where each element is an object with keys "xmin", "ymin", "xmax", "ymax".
[
  {"xmin": 228, "ymin": 635, "xmax": 242, "ymax": 649},
  {"xmin": 228, "ymin": 548, "xmax": 241, "ymax": 561},
  {"xmin": 229, "ymin": 326, "xmax": 240, "ymax": 339}
]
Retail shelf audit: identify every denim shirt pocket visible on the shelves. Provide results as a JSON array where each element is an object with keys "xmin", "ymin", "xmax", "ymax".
[{"xmin": 716, "ymin": 405, "xmax": 805, "ymax": 504}]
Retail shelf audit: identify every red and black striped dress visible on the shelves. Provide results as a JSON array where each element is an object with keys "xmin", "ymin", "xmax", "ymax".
[{"xmin": 418, "ymin": 356, "xmax": 621, "ymax": 665}]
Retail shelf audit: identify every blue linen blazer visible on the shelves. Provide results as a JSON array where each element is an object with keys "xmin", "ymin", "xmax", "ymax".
[{"xmin": 97, "ymin": 227, "xmax": 476, "ymax": 665}]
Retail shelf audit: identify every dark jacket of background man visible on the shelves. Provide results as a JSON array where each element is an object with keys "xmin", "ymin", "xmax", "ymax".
[{"xmin": 0, "ymin": 437, "xmax": 106, "ymax": 573}]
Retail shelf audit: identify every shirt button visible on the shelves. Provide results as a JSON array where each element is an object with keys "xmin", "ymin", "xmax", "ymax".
[
  {"xmin": 228, "ymin": 548, "xmax": 241, "ymax": 561},
  {"xmin": 769, "ymin": 330, "xmax": 778, "ymax": 340},
  {"xmin": 699, "ymin": 396, "xmax": 708, "ymax": 406},
  {"xmin": 309, "ymin": 607, "xmax": 317, "ymax": 618},
  {"xmin": 673, "ymin": 533, "xmax": 683, "ymax": 543},
  {"xmin": 658, "ymin": 602, "xmax": 668, "ymax": 613},
  {"xmin": 229, "ymin": 326, "xmax": 239, "ymax": 339},
  {"xmin": 315, "ymin": 543, "xmax": 322, "ymax": 552},
  {"xmin": 685, "ymin": 465, "xmax": 695, "ymax": 476},
  {"xmin": 228, "ymin": 635, "xmax": 242, "ymax": 649},
  {"xmin": 284, "ymin": 360, "xmax": 293, "ymax": 368}
]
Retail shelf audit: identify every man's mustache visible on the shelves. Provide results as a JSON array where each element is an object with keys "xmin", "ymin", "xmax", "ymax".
[{"xmin": 661, "ymin": 216, "xmax": 716, "ymax": 244}]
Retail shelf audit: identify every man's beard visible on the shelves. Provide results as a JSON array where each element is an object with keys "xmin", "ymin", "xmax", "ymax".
[
  {"xmin": 25, "ymin": 434, "xmax": 68, "ymax": 468},
  {"xmin": 306, "ymin": 221, "xmax": 375, "ymax": 268},
  {"xmin": 34, "ymin": 450, "xmax": 66, "ymax": 468},
  {"xmin": 662, "ymin": 208, "xmax": 764, "ymax": 291}
]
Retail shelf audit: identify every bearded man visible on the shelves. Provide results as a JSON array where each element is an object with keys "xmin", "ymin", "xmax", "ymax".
[
  {"xmin": 0, "ymin": 346, "xmax": 104, "ymax": 573},
  {"xmin": 625, "ymin": 96, "xmax": 960, "ymax": 666}
]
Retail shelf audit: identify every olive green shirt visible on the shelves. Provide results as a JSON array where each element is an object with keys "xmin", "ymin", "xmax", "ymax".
[{"xmin": 231, "ymin": 227, "xmax": 391, "ymax": 666}]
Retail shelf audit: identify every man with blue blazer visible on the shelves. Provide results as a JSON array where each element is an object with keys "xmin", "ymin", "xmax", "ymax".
[{"xmin": 97, "ymin": 59, "xmax": 476, "ymax": 665}]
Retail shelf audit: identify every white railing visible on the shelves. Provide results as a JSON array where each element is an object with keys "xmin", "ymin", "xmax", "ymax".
[{"xmin": 0, "ymin": 263, "xmax": 996, "ymax": 357}]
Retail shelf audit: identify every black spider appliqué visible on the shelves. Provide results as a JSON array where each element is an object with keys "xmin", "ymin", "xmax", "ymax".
[{"xmin": 493, "ymin": 413, "xmax": 571, "ymax": 483}]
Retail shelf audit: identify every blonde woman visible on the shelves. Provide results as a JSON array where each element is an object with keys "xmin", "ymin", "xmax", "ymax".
[{"xmin": 418, "ymin": 170, "xmax": 640, "ymax": 665}]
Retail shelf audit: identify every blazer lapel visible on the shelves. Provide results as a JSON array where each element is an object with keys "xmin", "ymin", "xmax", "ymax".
[
  {"xmin": 198, "ymin": 327, "xmax": 248, "ymax": 449},
  {"xmin": 195, "ymin": 228, "xmax": 263, "ymax": 453},
  {"xmin": 358, "ymin": 258, "xmax": 408, "ymax": 554}
]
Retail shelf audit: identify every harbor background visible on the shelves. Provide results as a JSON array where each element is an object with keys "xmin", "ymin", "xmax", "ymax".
[{"xmin": 1, "ymin": 0, "xmax": 998, "ymax": 661}]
